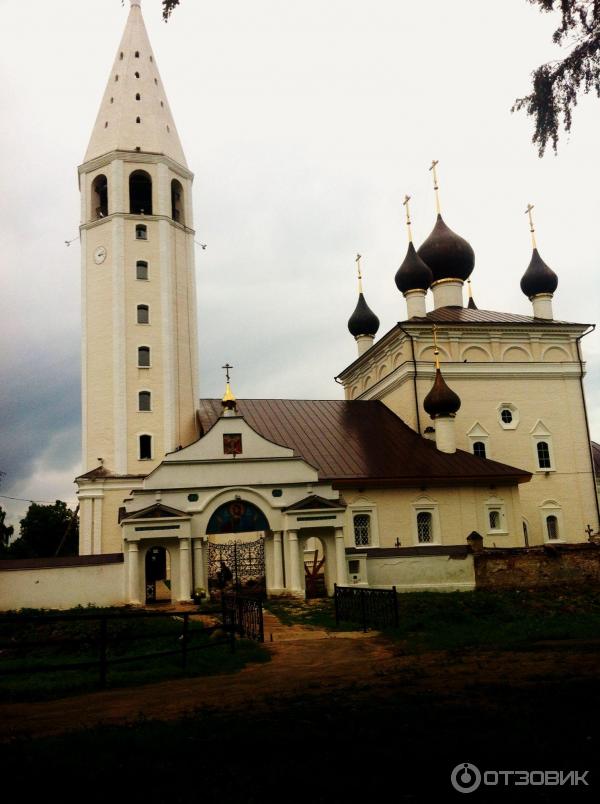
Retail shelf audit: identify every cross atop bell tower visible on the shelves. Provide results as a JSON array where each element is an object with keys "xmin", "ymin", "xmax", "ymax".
[{"xmin": 78, "ymin": 0, "xmax": 200, "ymax": 481}]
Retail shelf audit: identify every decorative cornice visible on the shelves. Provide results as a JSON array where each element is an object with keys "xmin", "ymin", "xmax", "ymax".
[
  {"xmin": 79, "ymin": 149, "xmax": 193, "ymax": 181},
  {"xmin": 80, "ymin": 212, "xmax": 195, "ymax": 236}
]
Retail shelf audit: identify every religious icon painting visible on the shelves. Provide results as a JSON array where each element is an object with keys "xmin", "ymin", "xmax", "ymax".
[{"xmin": 223, "ymin": 433, "xmax": 243, "ymax": 455}]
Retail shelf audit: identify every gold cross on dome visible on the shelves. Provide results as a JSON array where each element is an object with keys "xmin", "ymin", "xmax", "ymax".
[
  {"xmin": 355, "ymin": 253, "xmax": 363, "ymax": 292},
  {"xmin": 432, "ymin": 324, "xmax": 441, "ymax": 369},
  {"xmin": 429, "ymin": 160, "xmax": 441, "ymax": 214},
  {"xmin": 403, "ymin": 194, "xmax": 413, "ymax": 242},
  {"xmin": 222, "ymin": 363, "xmax": 233, "ymax": 383},
  {"xmin": 525, "ymin": 203, "xmax": 537, "ymax": 249}
]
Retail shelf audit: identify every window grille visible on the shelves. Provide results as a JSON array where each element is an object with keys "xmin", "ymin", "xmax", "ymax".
[
  {"xmin": 417, "ymin": 512, "xmax": 433, "ymax": 543},
  {"xmin": 546, "ymin": 515, "xmax": 559, "ymax": 541},
  {"xmin": 353, "ymin": 514, "xmax": 371, "ymax": 546}
]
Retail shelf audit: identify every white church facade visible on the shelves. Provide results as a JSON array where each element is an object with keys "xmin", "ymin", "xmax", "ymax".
[{"xmin": 6, "ymin": 0, "xmax": 597, "ymax": 610}]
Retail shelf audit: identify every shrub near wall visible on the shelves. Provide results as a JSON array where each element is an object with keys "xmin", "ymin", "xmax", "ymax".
[{"xmin": 473, "ymin": 543, "xmax": 600, "ymax": 589}]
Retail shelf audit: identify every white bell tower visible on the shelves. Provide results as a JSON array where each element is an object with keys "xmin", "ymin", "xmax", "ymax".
[{"xmin": 77, "ymin": 1, "xmax": 199, "ymax": 553}]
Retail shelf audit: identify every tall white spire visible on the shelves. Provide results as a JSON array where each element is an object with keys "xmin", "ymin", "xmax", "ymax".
[{"xmin": 84, "ymin": 0, "xmax": 187, "ymax": 166}]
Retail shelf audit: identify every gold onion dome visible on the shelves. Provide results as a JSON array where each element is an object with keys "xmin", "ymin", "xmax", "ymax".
[
  {"xmin": 395, "ymin": 242, "xmax": 434, "ymax": 293},
  {"xmin": 520, "ymin": 248, "xmax": 558, "ymax": 298},
  {"xmin": 347, "ymin": 293, "xmax": 380, "ymax": 337},
  {"xmin": 424, "ymin": 366, "xmax": 461, "ymax": 418},
  {"xmin": 417, "ymin": 215, "xmax": 475, "ymax": 284},
  {"xmin": 222, "ymin": 382, "xmax": 237, "ymax": 412}
]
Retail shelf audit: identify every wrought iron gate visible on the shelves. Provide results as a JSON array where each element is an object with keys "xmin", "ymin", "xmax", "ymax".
[{"xmin": 208, "ymin": 537, "xmax": 266, "ymax": 598}]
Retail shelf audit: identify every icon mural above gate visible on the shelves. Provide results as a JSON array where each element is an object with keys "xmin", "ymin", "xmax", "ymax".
[{"xmin": 206, "ymin": 500, "xmax": 269, "ymax": 534}]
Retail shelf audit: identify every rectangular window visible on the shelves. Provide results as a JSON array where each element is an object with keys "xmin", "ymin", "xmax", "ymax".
[
  {"xmin": 353, "ymin": 514, "xmax": 371, "ymax": 546},
  {"xmin": 136, "ymin": 261, "xmax": 148, "ymax": 280},
  {"xmin": 137, "ymin": 305, "xmax": 149, "ymax": 324},
  {"xmin": 138, "ymin": 346, "xmax": 150, "ymax": 367},
  {"xmin": 537, "ymin": 441, "xmax": 552, "ymax": 469},
  {"xmin": 417, "ymin": 512, "xmax": 433, "ymax": 543},
  {"xmin": 139, "ymin": 434, "xmax": 152, "ymax": 460}
]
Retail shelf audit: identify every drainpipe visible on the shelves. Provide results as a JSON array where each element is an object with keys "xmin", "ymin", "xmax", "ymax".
[
  {"xmin": 398, "ymin": 323, "xmax": 421, "ymax": 435},
  {"xmin": 576, "ymin": 325, "xmax": 600, "ymax": 532}
]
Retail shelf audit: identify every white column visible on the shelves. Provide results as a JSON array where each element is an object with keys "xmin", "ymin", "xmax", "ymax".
[
  {"xmin": 404, "ymin": 288, "xmax": 427, "ymax": 318},
  {"xmin": 178, "ymin": 538, "xmax": 192, "ymax": 601},
  {"xmin": 286, "ymin": 530, "xmax": 302, "ymax": 593},
  {"xmin": 432, "ymin": 279, "xmax": 463, "ymax": 309},
  {"xmin": 355, "ymin": 335, "xmax": 374, "ymax": 357},
  {"xmin": 193, "ymin": 538, "xmax": 205, "ymax": 592},
  {"xmin": 434, "ymin": 415, "xmax": 457, "ymax": 454},
  {"xmin": 531, "ymin": 293, "xmax": 554, "ymax": 320},
  {"xmin": 128, "ymin": 540, "xmax": 141, "ymax": 604},
  {"xmin": 272, "ymin": 531, "xmax": 284, "ymax": 590},
  {"xmin": 335, "ymin": 527, "xmax": 348, "ymax": 586},
  {"xmin": 79, "ymin": 497, "xmax": 93, "ymax": 555},
  {"xmin": 92, "ymin": 495, "xmax": 104, "ymax": 554}
]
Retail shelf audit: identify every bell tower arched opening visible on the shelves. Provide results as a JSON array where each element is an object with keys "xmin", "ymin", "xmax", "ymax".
[
  {"xmin": 91, "ymin": 174, "xmax": 108, "ymax": 220},
  {"xmin": 129, "ymin": 170, "xmax": 153, "ymax": 215},
  {"xmin": 171, "ymin": 179, "xmax": 184, "ymax": 224}
]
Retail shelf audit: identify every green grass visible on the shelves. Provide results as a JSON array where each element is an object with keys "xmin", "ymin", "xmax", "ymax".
[
  {"xmin": 264, "ymin": 598, "xmax": 356, "ymax": 631},
  {"xmin": 0, "ymin": 606, "xmax": 270, "ymax": 702},
  {"xmin": 266, "ymin": 587, "xmax": 600, "ymax": 652}
]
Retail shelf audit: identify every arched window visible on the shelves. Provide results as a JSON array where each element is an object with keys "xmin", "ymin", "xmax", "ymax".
[
  {"xmin": 138, "ymin": 391, "xmax": 151, "ymax": 411},
  {"xmin": 135, "ymin": 93, "xmax": 141, "ymax": 101},
  {"xmin": 546, "ymin": 515, "xmax": 559, "ymax": 541},
  {"xmin": 353, "ymin": 514, "xmax": 371, "ymax": 546},
  {"xmin": 139, "ymin": 434, "xmax": 152, "ymax": 460},
  {"xmin": 489, "ymin": 510, "xmax": 500, "ymax": 530},
  {"xmin": 129, "ymin": 170, "xmax": 152, "ymax": 214},
  {"xmin": 91, "ymin": 174, "xmax": 108, "ymax": 220},
  {"xmin": 138, "ymin": 346, "xmax": 150, "ymax": 367},
  {"xmin": 136, "ymin": 260, "xmax": 148, "ymax": 280},
  {"xmin": 537, "ymin": 441, "xmax": 551, "ymax": 469},
  {"xmin": 171, "ymin": 179, "xmax": 184, "ymax": 223},
  {"xmin": 417, "ymin": 512, "xmax": 433, "ymax": 543},
  {"xmin": 135, "ymin": 224, "xmax": 147, "ymax": 240},
  {"xmin": 135, "ymin": 51, "xmax": 140, "ymax": 58},
  {"xmin": 137, "ymin": 304, "xmax": 149, "ymax": 324},
  {"xmin": 473, "ymin": 441, "xmax": 486, "ymax": 459},
  {"xmin": 136, "ymin": 116, "xmax": 141, "ymax": 124}
]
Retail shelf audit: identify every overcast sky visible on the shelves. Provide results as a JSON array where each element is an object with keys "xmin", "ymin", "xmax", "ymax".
[{"xmin": 0, "ymin": 0, "xmax": 598, "ymax": 528}]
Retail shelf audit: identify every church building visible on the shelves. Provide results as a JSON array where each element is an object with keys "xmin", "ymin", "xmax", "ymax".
[{"xmin": 75, "ymin": 1, "xmax": 599, "ymax": 606}]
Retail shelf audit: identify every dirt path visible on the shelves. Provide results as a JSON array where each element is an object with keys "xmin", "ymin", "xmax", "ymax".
[{"xmin": 1, "ymin": 615, "xmax": 599, "ymax": 743}]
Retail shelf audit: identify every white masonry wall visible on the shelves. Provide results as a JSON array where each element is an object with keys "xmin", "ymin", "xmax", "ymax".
[{"xmin": 0, "ymin": 562, "xmax": 126, "ymax": 611}]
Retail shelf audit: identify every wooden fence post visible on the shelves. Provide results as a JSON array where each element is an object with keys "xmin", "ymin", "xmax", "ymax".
[
  {"xmin": 392, "ymin": 586, "xmax": 399, "ymax": 628},
  {"xmin": 334, "ymin": 583, "xmax": 339, "ymax": 626},
  {"xmin": 360, "ymin": 589, "xmax": 367, "ymax": 633}
]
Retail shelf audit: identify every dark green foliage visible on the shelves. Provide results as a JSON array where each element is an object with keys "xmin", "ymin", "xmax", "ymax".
[
  {"xmin": 6, "ymin": 500, "xmax": 78, "ymax": 559},
  {"xmin": 0, "ymin": 507, "xmax": 14, "ymax": 555},
  {"xmin": 513, "ymin": 1, "xmax": 600, "ymax": 155},
  {"xmin": 0, "ymin": 606, "xmax": 270, "ymax": 701},
  {"xmin": 162, "ymin": 0, "xmax": 180, "ymax": 20}
]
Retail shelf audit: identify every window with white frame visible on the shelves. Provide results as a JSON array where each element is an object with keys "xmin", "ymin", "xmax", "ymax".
[
  {"xmin": 539, "ymin": 500, "xmax": 563, "ymax": 543},
  {"xmin": 497, "ymin": 403, "xmax": 519, "ymax": 430},
  {"xmin": 474, "ymin": 441, "xmax": 487, "ymax": 459},
  {"xmin": 530, "ymin": 420, "xmax": 555, "ymax": 471},
  {"xmin": 467, "ymin": 422, "xmax": 490, "ymax": 458},
  {"xmin": 546, "ymin": 515, "xmax": 559, "ymax": 541},
  {"xmin": 412, "ymin": 496, "xmax": 440, "ymax": 545},
  {"xmin": 485, "ymin": 497, "xmax": 507, "ymax": 535},
  {"xmin": 353, "ymin": 514, "xmax": 371, "ymax": 546},
  {"xmin": 348, "ymin": 501, "xmax": 380, "ymax": 548},
  {"xmin": 417, "ymin": 511, "xmax": 433, "ymax": 543}
]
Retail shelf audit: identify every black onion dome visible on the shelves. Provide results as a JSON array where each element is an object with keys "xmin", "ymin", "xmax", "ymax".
[
  {"xmin": 423, "ymin": 369, "xmax": 461, "ymax": 418},
  {"xmin": 520, "ymin": 248, "xmax": 558, "ymax": 298},
  {"xmin": 417, "ymin": 214, "xmax": 475, "ymax": 283},
  {"xmin": 395, "ymin": 242, "xmax": 434, "ymax": 293},
  {"xmin": 347, "ymin": 293, "xmax": 380, "ymax": 337}
]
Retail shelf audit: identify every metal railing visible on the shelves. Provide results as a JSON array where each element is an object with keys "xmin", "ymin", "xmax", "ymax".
[
  {"xmin": 334, "ymin": 584, "xmax": 399, "ymax": 632},
  {"xmin": 0, "ymin": 610, "xmax": 235, "ymax": 689}
]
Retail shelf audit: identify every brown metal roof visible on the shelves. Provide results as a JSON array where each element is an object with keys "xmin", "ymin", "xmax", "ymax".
[
  {"xmin": 197, "ymin": 399, "xmax": 530, "ymax": 486},
  {"xmin": 402, "ymin": 308, "xmax": 588, "ymax": 326}
]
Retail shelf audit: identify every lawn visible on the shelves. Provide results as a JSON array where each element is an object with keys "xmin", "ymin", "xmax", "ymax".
[
  {"xmin": 0, "ymin": 606, "xmax": 270, "ymax": 702},
  {"xmin": 266, "ymin": 586, "xmax": 600, "ymax": 651}
]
